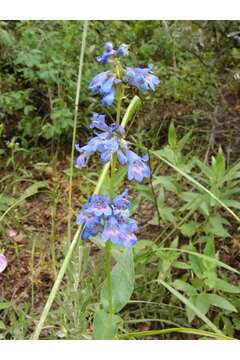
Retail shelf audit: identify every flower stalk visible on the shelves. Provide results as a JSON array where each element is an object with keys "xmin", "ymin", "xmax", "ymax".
[
  {"xmin": 105, "ymin": 240, "xmax": 113, "ymax": 315},
  {"xmin": 32, "ymin": 95, "xmax": 141, "ymax": 340}
]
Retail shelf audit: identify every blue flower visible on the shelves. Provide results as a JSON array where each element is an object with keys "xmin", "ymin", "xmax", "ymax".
[
  {"xmin": 89, "ymin": 71, "xmax": 116, "ymax": 106},
  {"xmin": 76, "ymin": 189, "xmax": 138, "ymax": 247},
  {"xmin": 102, "ymin": 87, "xmax": 115, "ymax": 106},
  {"xmin": 99, "ymin": 137, "xmax": 120, "ymax": 163},
  {"xmin": 75, "ymin": 113, "xmax": 127, "ymax": 169},
  {"xmin": 75, "ymin": 135, "xmax": 105, "ymax": 168},
  {"xmin": 102, "ymin": 216, "xmax": 123, "ymax": 245},
  {"xmin": 81, "ymin": 220, "xmax": 104, "ymax": 241},
  {"xmin": 76, "ymin": 115, "xmax": 150, "ymax": 183},
  {"xmin": 90, "ymin": 113, "xmax": 109, "ymax": 132},
  {"xmin": 124, "ymin": 64, "xmax": 160, "ymax": 91},
  {"xmin": 125, "ymin": 149, "xmax": 151, "ymax": 182},
  {"xmin": 86, "ymin": 194, "xmax": 112, "ymax": 217},
  {"xmin": 96, "ymin": 42, "xmax": 129, "ymax": 64},
  {"xmin": 112, "ymin": 188, "xmax": 130, "ymax": 209},
  {"xmin": 76, "ymin": 152, "xmax": 87, "ymax": 168},
  {"xmin": 117, "ymin": 44, "xmax": 129, "ymax": 57},
  {"xmin": 117, "ymin": 150, "xmax": 128, "ymax": 165},
  {"xmin": 102, "ymin": 216, "xmax": 137, "ymax": 248},
  {"xmin": 97, "ymin": 42, "xmax": 116, "ymax": 64}
]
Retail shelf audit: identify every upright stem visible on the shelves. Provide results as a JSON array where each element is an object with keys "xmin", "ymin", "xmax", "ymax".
[
  {"xmin": 32, "ymin": 96, "xmax": 141, "ymax": 340},
  {"xmin": 116, "ymin": 86, "xmax": 122, "ymax": 125},
  {"xmin": 105, "ymin": 240, "xmax": 113, "ymax": 315},
  {"xmin": 67, "ymin": 21, "xmax": 88, "ymax": 243},
  {"xmin": 105, "ymin": 84, "xmax": 123, "ymax": 314}
]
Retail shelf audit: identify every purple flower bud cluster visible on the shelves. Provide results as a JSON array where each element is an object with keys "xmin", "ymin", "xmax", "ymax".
[
  {"xmin": 76, "ymin": 113, "xmax": 150, "ymax": 183},
  {"xmin": 89, "ymin": 42, "xmax": 160, "ymax": 106},
  {"xmin": 77, "ymin": 189, "xmax": 137, "ymax": 248}
]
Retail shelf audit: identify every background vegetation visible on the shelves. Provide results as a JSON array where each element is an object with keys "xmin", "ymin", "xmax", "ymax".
[{"xmin": 0, "ymin": 20, "xmax": 240, "ymax": 339}]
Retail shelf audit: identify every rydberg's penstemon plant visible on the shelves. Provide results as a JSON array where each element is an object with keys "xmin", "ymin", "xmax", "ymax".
[{"xmin": 75, "ymin": 42, "xmax": 160, "ymax": 339}]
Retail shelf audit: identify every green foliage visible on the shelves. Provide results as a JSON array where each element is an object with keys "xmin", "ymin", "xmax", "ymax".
[
  {"xmin": 1, "ymin": 20, "xmax": 240, "ymax": 340},
  {"xmin": 101, "ymin": 249, "xmax": 135, "ymax": 313},
  {"xmin": 93, "ymin": 309, "xmax": 123, "ymax": 340}
]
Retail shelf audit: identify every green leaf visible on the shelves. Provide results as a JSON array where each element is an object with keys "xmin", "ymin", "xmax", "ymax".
[
  {"xmin": 180, "ymin": 221, "xmax": 198, "ymax": 237},
  {"xmin": 173, "ymin": 279, "xmax": 197, "ymax": 296},
  {"xmin": 172, "ymin": 261, "xmax": 192, "ymax": 270},
  {"xmin": 203, "ymin": 215, "xmax": 230, "ymax": 238},
  {"xmin": 93, "ymin": 309, "xmax": 122, "ymax": 340},
  {"xmin": 0, "ymin": 181, "xmax": 49, "ymax": 224},
  {"xmin": 157, "ymin": 247, "xmax": 240, "ymax": 275},
  {"xmin": 0, "ymin": 302, "xmax": 11, "ymax": 311},
  {"xmin": 101, "ymin": 249, "xmax": 134, "ymax": 313},
  {"xmin": 195, "ymin": 293, "xmax": 211, "ymax": 315},
  {"xmin": 212, "ymin": 278, "xmax": 240, "ymax": 294},
  {"xmin": 213, "ymin": 147, "xmax": 225, "ymax": 176},
  {"xmin": 135, "ymin": 184, "xmax": 154, "ymax": 201},
  {"xmin": 189, "ymin": 252, "xmax": 205, "ymax": 278},
  {"xmin": 158, "ymin": 278, "xmax": 223, "ymax": 335},
  {"xmin": 153, "ymin": 176, "xmax": 177, "ymax": 193},
  {"xmin": 168, "ymin": 121, "xmax": 177, "ymax": 150},
  {"xmin": 159, "ymin": 207, "xmax": 175, "ymax": 223},
  {"xmin": 177, "ymin": 130, "xmax": 192, "ymax": 151},
  {"xmin": 222, "ymin": 199, "xmax": 240, "ymax": 210},
  {"xmin": 204, "ymin": 235, "xmax": 216, "ymax": 257},
  {"xmin": 207, "ymin": 294, "xmax": 237, "ymax": 312},
  {"xmin": 152, "ymin": 150, "xmax": 240, "ymax": 225},
  {"xmin": 20, "ymin": 181, "xmax": 49, "ymax": 199}
]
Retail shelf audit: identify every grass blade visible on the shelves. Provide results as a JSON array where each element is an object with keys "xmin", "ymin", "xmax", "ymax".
[
  {"xmin": 157, "ymin": 278, "xmax": 224, "ymax": 336},
  {"xmin": 119, "ymin": 327, "xmax": 234, "ymax": 340},
  {"xmin": 157, "ymin": 248, "xmax": 240, "ymax": 275}
]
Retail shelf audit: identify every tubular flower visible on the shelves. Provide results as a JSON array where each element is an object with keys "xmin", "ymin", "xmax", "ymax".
[
  {"xmin": 124, "ymin": 64, "xmax": 160, "ymax": 91},
  {"xmin": 75, "ymin": 113, "xmax": 125, "ymax": 168},
  {"xmin": 90, "ymin": 42, "xmax": 130, "ymax": 106},
  {"xmin": 76, "ymin": 189, "xmax": 138, "ymax": 248},
  {"xmin": 76, "ymin": 114, "xmax": 150, "ymax": 183},
  {"xmin": 123, "ymin": 148, "xmax": 151, "ymax": 182},
  {"xmin": 89, "ymin": 71, "xmax": 116, "ymax": 106},
  {"xmin": 97, "ymin": 42, "xmax": 129, "ymax": 64}
]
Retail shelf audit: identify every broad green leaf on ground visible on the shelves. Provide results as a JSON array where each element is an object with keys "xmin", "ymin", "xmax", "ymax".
[{"xmin": 101, "ymin": 249, "xmax": 134, "ymax": 313}]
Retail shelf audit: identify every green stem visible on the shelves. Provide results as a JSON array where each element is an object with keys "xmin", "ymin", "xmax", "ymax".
[
  {"xmin": 105, "ymin": 240, "xmax": 113, "ymax": 314},
  {"xmin": 67, "ymin": 21, "xmax": 88, "ymax": 244},
  {"xmin": 32, "ymin": 95, "xmax": 141, "ymax": 340},
  {"xmin": 105, "ymin": 84, "xmax": 124, "ymax": 314},
  {"xmin": 119, "ymin": 327, "xmax": 234, "ymax": 340},
  {"xmin": 116, "ymin": 86, "xmax": 122, "ymax": 125}
]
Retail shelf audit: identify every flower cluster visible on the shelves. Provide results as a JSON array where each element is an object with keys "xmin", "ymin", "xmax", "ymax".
[
  {"xmin": 124, "ymin": 64, "xmax": 160, "ymax": 91},
  {"xmin": 89, "ymin": 42, "xmax": 160, "ymax": 106},
  {"xmin": 76, "ymin": 41, "xmax": 160, "ymax": 248},
  {"xmin": 96, "ymin": 42, "xmax": 129, "ymax": 64},
  {"xmin": 89, "ymin": 71, "xmax": 117, "ymax": 106},
  {"xmin": 76, "ymin": 113, "xmax": 150, "ymax": 183},
  {"xmin": 76, "ymin": 189, "xmax": 137, "ymax": 248}
]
